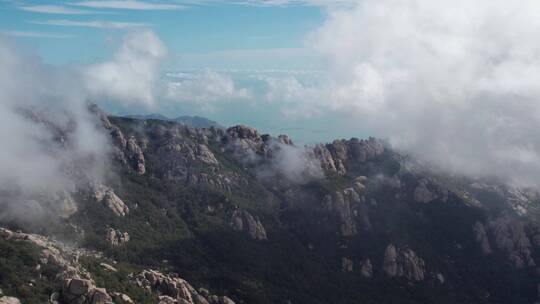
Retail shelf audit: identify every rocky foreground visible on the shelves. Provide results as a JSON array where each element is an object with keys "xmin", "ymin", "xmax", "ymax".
[{"xmin": 1, "ymin": 106, "xmax": 540, "ymax": 303}]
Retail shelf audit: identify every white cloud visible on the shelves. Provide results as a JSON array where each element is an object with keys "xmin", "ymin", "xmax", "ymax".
[
  {"xmin": 264, "ymin": 0, "xmax": 540, "ymax": 187},
  {"xmin": 20, "ymin": 5, "xmax": 96, "ymax": 14},
  {"xmin": 175, "ymin": 0, "xmax": 355, "ymax": 7},
  {"xmin": 1, "ymin": 30, "xmax": 74, "ymax": 38},
  {"xmin": 165, "ymin": 69, "xmax": 251, "ymax": 110},
  {"xmin": 0, "ymin": 33, "xmax": 110, "ymax": 223},
  {"xmin": 30, "ymin": 19, "xmax": 150, "ymax": 29},
  {"xmin": 71, "ymin": 0, "xmax": 184, "ymax": 10},
  {"xmin": 229, "ymin": 0, "xmax": 355, "ymax": 7},
  {"xmin": 0, "ymin": 30, "xmax": 169, "ymax": 224},
  {"xmin": 81, "ymin": 30, "xmax": 167, "ymax": 106}
]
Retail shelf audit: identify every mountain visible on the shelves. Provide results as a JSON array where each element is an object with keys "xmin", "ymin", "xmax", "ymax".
[
  {"xmin": 1, "ymin": 106, "xmax": 540, "ymax": 304},
  {"xmin": 125, "ymin": 113, "xmax": 223, "ymax": 129}
]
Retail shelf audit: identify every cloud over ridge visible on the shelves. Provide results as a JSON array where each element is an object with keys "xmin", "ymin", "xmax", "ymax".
[{"xmin": 263, "ymin": 0, "xmax": 540, "ymax": 186}]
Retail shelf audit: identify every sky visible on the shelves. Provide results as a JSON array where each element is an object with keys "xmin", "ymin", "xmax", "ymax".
[
  {"xmin": 5, "ymin": 0, "xmax": 540, "ymax": 187},
  {"xmin": 0, "ymin": 0, "xmax": 348, "ymax": 142},
  {"xmin": 0, "ymin": 0, "xmax": 325, "ymax": 68}
]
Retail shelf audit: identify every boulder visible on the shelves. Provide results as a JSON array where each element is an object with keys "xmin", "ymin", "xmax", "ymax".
[
  {"xmin": 111, "ymin": 292, "xmax": 134, "ymax": 304},
  {"xmin": 91, "ymin": 288, "xmax": 112, "ymax": 304},
  {"xmin": 0, "ymin": 297, "xmax": 20, "ymax": 304},
  {"xmin": 68, "ymin": 278, "xmax": 94, "ymax": 296}
]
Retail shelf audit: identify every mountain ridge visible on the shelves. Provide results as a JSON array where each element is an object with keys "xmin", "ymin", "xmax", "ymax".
[
  {"xmin": 0, "ymin": 106, "xmax": 539, "ymax": 304},
  {"xmin": 123, "ymin": 113, "xmax": 223, "ymax": 129}
]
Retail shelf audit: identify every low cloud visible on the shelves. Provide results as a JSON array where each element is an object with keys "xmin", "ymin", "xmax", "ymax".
[
  {"xmin": 260, "ymin": 142, "xmax": 324, "ymax": 184},
  {"xmin": 263, "ymin": 0, "xmax": 540, "ymax": 187},
  {"xmin": 82, "ymin": 30, "xmax": 167, "ymax": 107},
  {"xmin": 165, "ymin": 69, "xmax": 251, "ymax": 110},
  {"xmin": 0, "ymin": 30, "xmax": 167, "ymax": 225}
]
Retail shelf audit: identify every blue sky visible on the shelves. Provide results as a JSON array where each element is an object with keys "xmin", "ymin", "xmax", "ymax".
[
  {"xmin": 0, "ymin": 0, "xmax": 351, "ymax": 143},
  {"xmin": 0, "ymin": 0, "xmax": 325, "ymax": 68}
]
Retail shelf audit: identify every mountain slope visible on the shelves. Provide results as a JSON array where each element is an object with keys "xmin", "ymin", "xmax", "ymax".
[{"xmin": 1, "ymin": 107, "xmax": 540, "ymax": 304}]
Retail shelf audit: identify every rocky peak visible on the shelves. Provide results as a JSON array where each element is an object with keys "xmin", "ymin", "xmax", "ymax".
[
  {"xmin": 227, "ymin": 125, "xmax": 261, "ymax": 141},
  {"xmin": 277, "ymin": 134, "xmax": 293, "ymax": 145},
  {"xmin": 313, "ymin": 137, "xmax": 385, "ymax": 176}
]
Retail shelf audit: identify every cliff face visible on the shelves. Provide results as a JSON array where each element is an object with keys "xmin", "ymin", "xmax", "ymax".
[{"xmin": 1, "ymin": 109, "xmax": 540, "ymax": 304}]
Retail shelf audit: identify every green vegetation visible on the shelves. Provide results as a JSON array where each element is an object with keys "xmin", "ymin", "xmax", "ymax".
[{"xmin": 0, "ymin": 238, "xmax": 60, "ymax": 303}]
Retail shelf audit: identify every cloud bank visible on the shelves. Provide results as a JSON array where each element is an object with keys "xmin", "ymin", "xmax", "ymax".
[
  {"xmin": 0, "ymin": 30, "xmax": 169, "ymax": 225},
  {"xmin": 262, "ymin": 0, "xmax": 540, "ymax": 187},
  {"xmin": 165, "ymin": 69, "xmax": 251, "ymax": 110},
  {"xmin": 82, "ymin": 30, "xmax": 166, "ymax": 107}
]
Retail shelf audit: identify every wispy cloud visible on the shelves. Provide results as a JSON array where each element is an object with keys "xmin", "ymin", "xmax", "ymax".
[
  {"xmin": 30, "ymin": 19, "xmax": 150, "ymax": 29},
  {"xmin": 232, "ymin": 0, "xmax": 356, "ymax": 6},
  {"xmin": 20, "ymin": 5, "xmax": 96, "ymax": 14},
  {"xmin": 179, "ymin": 0, "xmax": 356, "ymax": 7},
  {"xmin": 1, "ymin": 30, "xmax": 74, "ymax": 38},
  {"xmin": 71, "ymin": 0, "xmax": 185, "ymax": 10}
]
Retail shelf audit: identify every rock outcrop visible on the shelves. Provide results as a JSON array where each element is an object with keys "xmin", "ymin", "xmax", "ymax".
[
  {"xmin": 231, "ymin": 210, "xmax": 267, "ymax": 240},
  {"xmin": 0, "ymin": 297, "xmax": 21, "ymax": 304},
  {"xmin": 111, "ymin": 292, "xmax": 134, "ymax": 304},
  {"xmin": 341, "ymin": 257, "xmax": 353, "ymax": 273},
  {"xmin": 359, "ymin": 258, "xmax": 373, "ymax": 279},
  {"xmin": 93, "ymin": 185, "xmax": 129, "ymax": 217},
  {"xmin": 487, "ymin": 217, "xmax": 535, "ymax": 268},
  {"xmin": 313, "ymin": 137, "xmax": 384, "ymax": 175},
  {"xmin": 130, "ymin": 270, "xmax": 235, "ymax": 304},
  {"xmin": 105, "ymin": 228, "xmax": 130, "ymax": 246},
  {"xmin": 473, "ymin": 222, "xmax": 492, "ymax": 255},
  {"xmin": 126, "ymin": 136, "xmax": 146, "ymax": 175},
  {"xmin": 61, "ymin": 278, "xmax": 113, "ymax": 304},
  {"xmin": 324, "ymin": 187, "xmax": 371, "ymax": 237},
  {"xmin": 413, "ymin": 179, "xmax": 448, "ymax": 203},
  {"xmin": 325, "ymin": 191, "xmax": 356, "ymax": 236},
  {"xmin": 383, "ymin": 244, "xmax": 426, "ymax": 281},
  {"xmin": 0, "ymin": 227, "xmax": 94, "ymax": 281},
  {"xmin": 97, "ymin": 112, "xmax": 146, "ymax": 175}
]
